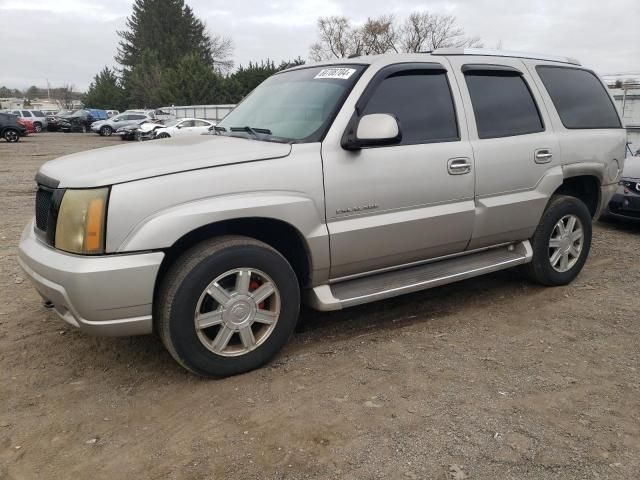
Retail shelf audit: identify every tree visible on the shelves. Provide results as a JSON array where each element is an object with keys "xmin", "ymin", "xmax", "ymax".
[
  {"xmin": 126, "ymin": 49, "xmax": 167, "ymax": 108},
  {"xmin": 116, "ymin": 0, "xmax": 232, "ymax": 78},
  {"xmin": 159, "ymin": 53, "xmax": 224, "ymax": 105},
  {"xmin": 25, "ymin": 85, "xmax": 40, "ymax": 100},
  {"xmin": 83, "ymin": 67, "xmax": 127, "ymax": 110},
  {"xmin": 310, "ymin": 12, "xmax": 481, "ymax": 60}
]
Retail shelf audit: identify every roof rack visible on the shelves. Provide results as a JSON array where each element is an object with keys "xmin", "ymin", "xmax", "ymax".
[{"xmin": 432, "ymin": 47, "xmax": 581, "ymax": 66}]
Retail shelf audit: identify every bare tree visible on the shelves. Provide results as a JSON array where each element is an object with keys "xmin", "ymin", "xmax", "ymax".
[
  {"xmin": 359, "ymin": 15, "xmax": 399, "ymax": 55},
  {"xmin": 209, "ymin": 33, "xmax": 234, "ymax": 74},
  {"xmin": 309, "ymin": 16, "xmax": 358, "ymax": 61},
  {"xmin": 400, "ymin": 12, "xmax": 483, "ymax": 52}
]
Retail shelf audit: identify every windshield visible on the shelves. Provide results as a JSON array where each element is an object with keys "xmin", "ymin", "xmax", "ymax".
[{"xmin": 217, "ymin": 65, "xmax": 365, "ymax": 142}]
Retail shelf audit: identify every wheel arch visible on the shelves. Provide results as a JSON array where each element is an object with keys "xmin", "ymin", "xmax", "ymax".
[
  {"xmin": 153, "ymin": 217, "xmax": 314, "ymax": 314},
  {"xmin": 553, "ymin": 173, "xmax": 601, "ymax": 217}
]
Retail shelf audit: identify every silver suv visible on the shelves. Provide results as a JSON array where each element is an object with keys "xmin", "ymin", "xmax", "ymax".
[
  {"xmin": 18, "ymin": 49, "xmax": 626, "ymax": 376},
  {"xmin": 10, "ymin": 109, "xmax": 48, "ymax": 132},
  {"xmin": 91, "ymin": 111, "xmax": 152, "ymax": 136}
]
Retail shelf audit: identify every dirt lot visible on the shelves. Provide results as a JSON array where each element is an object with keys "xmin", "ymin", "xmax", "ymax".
[{"xmin": 1, "ymin": 132, "xmax": 639, "ymax": 479}]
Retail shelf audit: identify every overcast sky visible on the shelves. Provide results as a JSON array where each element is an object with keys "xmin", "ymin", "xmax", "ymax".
[{"xmin": 1, "ymin": 0, "xmax": 639, "ymax": 91}]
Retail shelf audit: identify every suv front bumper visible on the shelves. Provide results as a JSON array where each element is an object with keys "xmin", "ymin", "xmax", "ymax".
[{"xmin": 17, "ymin": 221, "xmax": 164, "ymax": 336}]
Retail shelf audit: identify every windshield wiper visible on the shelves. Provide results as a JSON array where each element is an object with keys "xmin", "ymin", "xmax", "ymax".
[{"xmin": 229, "ymin": 126, "xmax": 272, "ymax": 138}]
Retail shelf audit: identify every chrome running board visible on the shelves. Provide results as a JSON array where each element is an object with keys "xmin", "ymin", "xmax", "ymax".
[{"xmin": 307, "ymin": 241, "xmax": 532, "ymax": 311}]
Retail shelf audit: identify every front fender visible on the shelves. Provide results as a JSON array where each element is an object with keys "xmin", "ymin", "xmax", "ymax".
[{"xmin": 116, "ymin": 191, "xmax": 328, "ymax": 253}]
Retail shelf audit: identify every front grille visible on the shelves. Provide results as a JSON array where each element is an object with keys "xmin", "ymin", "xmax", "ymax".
[{"xmin": 35, "ymin": 187, "xmax": 53, "ymax": 231}]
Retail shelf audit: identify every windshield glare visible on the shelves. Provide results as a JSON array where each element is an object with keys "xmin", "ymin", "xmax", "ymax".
[{"xmin": 217, "ymin": 65, "xmax": 364, "ymax": 142}]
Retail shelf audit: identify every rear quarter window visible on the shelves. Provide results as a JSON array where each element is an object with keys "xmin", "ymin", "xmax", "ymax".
[{"xmin": 536, "ymin": 66, "xmax": 621, "ymax": 129}]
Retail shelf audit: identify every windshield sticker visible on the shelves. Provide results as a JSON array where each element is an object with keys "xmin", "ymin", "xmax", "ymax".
[{"xmin": 314, "ymin": 68, "xmax": 356, "ymax": 80}]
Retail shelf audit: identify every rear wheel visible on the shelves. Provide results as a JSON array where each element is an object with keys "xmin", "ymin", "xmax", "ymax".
[
  {"xmin": 100, "ymin": 125, "xmax": 112, "ymax": 136},
  {"xmin": 525, "ymin": 195, "xmax": 592, "ymax": 286},
  {"xmin": 157, "ymin": 236, "xmax": 300, "ymax": 377},
  {"xmin": 3, "ymin": 129, "xmax": 19, "ymax": 142}
]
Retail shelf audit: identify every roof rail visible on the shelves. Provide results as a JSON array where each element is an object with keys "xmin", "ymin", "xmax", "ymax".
[{"xmin": 432, "ymin": 47, "xmax": 581, "ymax": 66}]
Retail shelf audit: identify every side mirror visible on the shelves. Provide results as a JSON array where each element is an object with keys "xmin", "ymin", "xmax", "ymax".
[{"xmin": 342, "ymin": 113, "xmax": 401, "ymax": 150}]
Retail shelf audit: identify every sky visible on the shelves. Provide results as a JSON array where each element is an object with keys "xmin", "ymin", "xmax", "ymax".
[{"xmin": 0, "ymin": 0, "xmax": 639, "ymax": 91}]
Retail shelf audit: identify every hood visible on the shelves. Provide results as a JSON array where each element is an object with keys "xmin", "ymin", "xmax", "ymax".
[
  {"xmin": 39, "ymin": 135, "xmax": 292, "ymax": 188},
  {"xmin": 622, "ymin": 155, "xmax": 640, "ymax": 180}
]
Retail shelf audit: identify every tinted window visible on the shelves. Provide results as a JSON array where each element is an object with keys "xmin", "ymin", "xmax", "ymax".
[
  {"xmin": 33, "ymin": 111, "xmax": 44, "ymax": 117},
  {"xmin": 536, "ymin": 66, "xmax": 621, "ymax": 129},
  {"xmin": 130, "ymin": 115, "xmax": 146, "ymax": 120},
  {"xmin": 465, "ymin": 71, "xmax": 543, "ymax": 139},
  {"xmin": 362, "ymin": 70, "xmax": 458, "ymax": 144}
]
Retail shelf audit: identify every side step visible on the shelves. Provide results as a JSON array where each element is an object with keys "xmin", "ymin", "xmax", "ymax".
[{"xmin": 307, "ymin": 241, "xmax": 532, "ymax": 311}]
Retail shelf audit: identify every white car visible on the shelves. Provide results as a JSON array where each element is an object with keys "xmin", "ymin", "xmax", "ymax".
[{"xmin": 154, "ymin": 118, "xmax": 214, "ymax": 139}]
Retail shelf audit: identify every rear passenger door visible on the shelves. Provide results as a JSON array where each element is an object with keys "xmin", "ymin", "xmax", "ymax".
[
  {"xmin": 447, "ymin": 56, "xmax": 561, "ymax": 249},
  {"xmin": 322, "ymin": 62, "xmax": 476, "ymax": 279}
]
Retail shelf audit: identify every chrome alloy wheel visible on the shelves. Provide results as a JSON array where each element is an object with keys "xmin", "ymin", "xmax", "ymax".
[
  {"xmin": 548, "ymin": 214, "xmax": 584, "ymax": 273},
  {"xmin": 194, "ymin": 268, "xmax": 280, "ymax": 357}
]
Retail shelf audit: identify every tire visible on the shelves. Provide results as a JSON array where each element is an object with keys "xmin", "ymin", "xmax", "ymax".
[
  {"xmin": 156, "ymin": 132, "xmax": 170, "ymax": 139},
  {"xmin": 3, "ymin": 128, "xmax": 19, "ymax": 142},
  {"xmin": 100, "ymin": 126, "xmax": 112, "ymax": 136},
  {"xmin": 33, "ymin": 122, "xmax": 42, "ymax": 133},
  {"xmin": 156, "ymin": 236, "xmax": 300, "ymax": 377},
  {"xmin": 524, "ymin": 195, "xmax": 592, "ymax": 286}
]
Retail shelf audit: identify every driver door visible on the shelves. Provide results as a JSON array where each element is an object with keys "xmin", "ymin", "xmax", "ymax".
[{"xmin": 321, "ymin": 62, "xmax": 476, "ymax": 279}]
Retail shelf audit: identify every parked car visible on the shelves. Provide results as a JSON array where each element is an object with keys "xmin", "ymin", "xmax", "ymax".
[
  {"xmin": 0, "ymin": 113, "xmax": 27, "ymax": 142},
  {"xmin": 154, "ymin": 118, "xmax": 214, "ymax": 138},
  {"xmin": 106, "ymin": 110, "xmax": 120, "ymax": 118},
  {"xmin": 16, "ymin": 118, "xmax": 34, "ymax": 134},
  {"xmin": 46, "ymin": 110, "xmax": 74, "ymax": 132},
  {"xmin": 10, "ymin": 110, "xmax": 48, "ymax": 132},
  {"xmin": 86, "ymin": 109, "xmax": 108, "ymax": 121},
  {"xmin": 19, "ymin": 50, "xmax": 626, "ymax": 377},
  {"xmin": 91, "ymin": 112, "xmax": 151, "ymax": 136},
  {"xmin": 59, "ymin": 110, "xmax": 102, "ymax": 133},
  {"xmin": 116, "ymin": 119, "xmax": 164, "ymax": 141},
  {"xmin": 606, "ymin": 154, "xmax": 640, "ymax": 220}
]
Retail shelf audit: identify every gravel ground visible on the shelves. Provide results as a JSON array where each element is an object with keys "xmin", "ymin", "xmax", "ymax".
[{"xmin": 1, "ymin": 132, "xmax": 639, "ymax": 480}]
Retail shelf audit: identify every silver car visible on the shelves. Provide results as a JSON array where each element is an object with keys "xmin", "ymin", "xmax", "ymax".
[
  {"xmin": 91, "ymin": 112, "xmax": 152, "ymax": 136},
  {"xmin": 18, "ymin": 49, "xmax": 627, "ymax": 376}
]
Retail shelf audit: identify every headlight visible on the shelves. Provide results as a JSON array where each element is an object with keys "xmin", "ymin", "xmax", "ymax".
[{"xmin": 55, "ymin": 188, "xmax": 108, "ymax": 254}]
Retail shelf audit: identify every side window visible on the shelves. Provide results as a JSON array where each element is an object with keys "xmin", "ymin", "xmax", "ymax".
[
  {"xmin": 130, "ymin": 115, "xmax": 146, "ymax": 120},
  {"xmin": 464, "ymin": 70, "xmax": 544, "ymax": 139},
  {"xmin": 536, "ymin": 66, "xmax": 621, "ymax": 129},
  {"xmin": 193, "ymin": 120, "xmax": 209, "ymax": 127},
  {"xmin": 22, "ymin": 110, "xmax": 32, "ymax": 117},
  {"xmin": 180, "ymin": 120, "xmax": 196, "ymax": 128},
  {"xmin": 33, "ymin": 111, "xmax": 45, "ymax": 117},
  {"xmin": 361, "ymin": 69, "xmax": 459, "ymax": 145}
]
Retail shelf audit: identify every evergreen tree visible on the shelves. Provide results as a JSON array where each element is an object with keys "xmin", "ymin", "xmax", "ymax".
[
  {"xmin": 116, "ymin": 0, "xmax": 222, "ymax": 76},
  {"xmin": 159, "ymin": 53, "xmax": 223, "ymax": 105},
  {"xmin": 83, "ymin": 67, "xmax": 127, "ymax": 110},
  {"xmin": 126, "ymin": 49, "xmax": 167, "ymax": 108}
]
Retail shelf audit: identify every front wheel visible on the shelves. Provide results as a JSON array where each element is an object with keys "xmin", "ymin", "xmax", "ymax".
[
  {"xmin": 156, "ymin": 236, "xmax": 300, "ymax": 377},
  {"xmin": 33, "ymin": 122, "xmax": 42, "ymax": 133},
  {"xmin": 156, "ymin": 132, "xmax": 170, "ymax": 139},
  {"xmin": 524, "ymin": 195, "xmax": 592, "ymax": 286},
  {"xmin": 100, "ymin": 125, "xmax": 112, "ymax": 136},
  {"xmin": 3, "ymin": 129, "xmax": 19, "ymax": 142}
]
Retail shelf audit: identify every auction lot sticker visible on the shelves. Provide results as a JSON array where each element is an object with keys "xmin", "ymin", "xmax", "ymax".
[{"xmin": 314, "ymin": 68, "xmax": 356, "ymax": 80}]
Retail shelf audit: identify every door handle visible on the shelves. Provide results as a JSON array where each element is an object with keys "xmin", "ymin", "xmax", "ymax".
[
  {"xmin": 447, "ymin": 157, "xmax": 472, "ymax": 175},
  {"xmin": 535, "ymin": 149, "xmax": 553, "ymax": 163}
]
